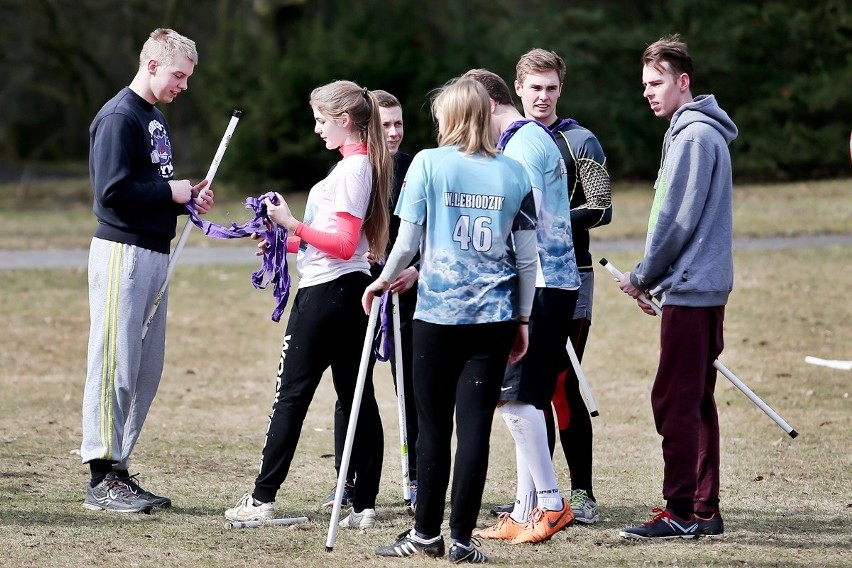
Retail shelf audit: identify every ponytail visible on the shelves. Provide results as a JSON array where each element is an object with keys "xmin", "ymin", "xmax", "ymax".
[
  {"xmin": 363, "ymin": 91, "xmax": 391, "ymax": 259},
  {"xmin": 310, "ymin": 81, "xmax": 391, "ymax": 258}
]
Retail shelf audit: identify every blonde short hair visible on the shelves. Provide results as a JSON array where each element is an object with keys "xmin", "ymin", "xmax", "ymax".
[{"xmin": 139, "ymin": 28, "xmax": 198, "ymax": 67}]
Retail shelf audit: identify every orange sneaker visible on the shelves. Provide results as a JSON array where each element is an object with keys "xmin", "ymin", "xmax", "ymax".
[
  {"xmin": 475, "ymin": 512, "xmax": 525, "ymax": 540},
  {"xmin": 511, "ymin": 499, "xmax": 574, "ymax": 544}
]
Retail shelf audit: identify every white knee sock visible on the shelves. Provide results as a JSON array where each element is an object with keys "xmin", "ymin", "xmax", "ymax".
[
  {"xmin": 500, "ymin": 401, "xmax": 564, "ymax": 512},
  {"xmin": 511, "ymin": 443, "xmax": 536, "ymax": 523}
]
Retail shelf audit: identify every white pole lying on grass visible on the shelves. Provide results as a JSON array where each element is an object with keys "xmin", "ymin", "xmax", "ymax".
[
  {"xmin": 565, "ymin": 338, "xmax": 599, "ymax": 417},
  {"xmin": 325, "ymin": 296, "xmax": 382, "ymax": 552},
  {"xmin": 390, "ymin": 292, "xmax": 413, "ymax": 509},
  {"xmin": 805, "ymin": 356, "xmax": 852, "ymax": 371},
  {"xmin": 142, "ymin": 109, "xmax": 242, "ymax": 338},
  {"xmin": 599, "ymin": 257, "xmax": 798, "ymax": 439},
  {"xmin": 226, "ymin": 516, "xmax": 309, "ymax": 529}
]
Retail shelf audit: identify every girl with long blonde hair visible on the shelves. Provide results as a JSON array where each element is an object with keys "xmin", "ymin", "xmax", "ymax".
[{"xmin": 226, "ymin": 80, "xmax": 391, "ymax": 530}]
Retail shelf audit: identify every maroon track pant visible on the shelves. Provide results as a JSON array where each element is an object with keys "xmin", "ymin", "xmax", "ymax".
[{"xmin": 653, "ymin": 305, "xmax": 725, "ymax": 517}]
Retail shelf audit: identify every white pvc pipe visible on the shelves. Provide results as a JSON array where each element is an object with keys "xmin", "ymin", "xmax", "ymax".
[
  {"xmin": 565, "ymin": 337, "xmax": 599, "ymax": 417},
  {"xmin": 325, "ymin": 296, "xmax": 382, "ymax": 551},
  {"xmin": 391, "ymin": 292, "xmax": 413, "ymax": 507},
  {"xmin": 142, "ymin": 110, "xmax": 242, "ymax": 338},
  {"xmin": 226, "ymin": 516, "xmax": 309, "ymax": 529},
  {"xmin": 599, "ymin": 258, "xmax": 798, "ymax": 439}
]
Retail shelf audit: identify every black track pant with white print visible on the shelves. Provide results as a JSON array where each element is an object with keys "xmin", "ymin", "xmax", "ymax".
[{"xmin": 253, "ymin": 271, "xmax": 384, "ymax": 510}]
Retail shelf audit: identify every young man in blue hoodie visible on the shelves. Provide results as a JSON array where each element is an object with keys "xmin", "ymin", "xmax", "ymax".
[{"xmin": 618, "ymin": 34, "xmax": 738, "ymax": 540}]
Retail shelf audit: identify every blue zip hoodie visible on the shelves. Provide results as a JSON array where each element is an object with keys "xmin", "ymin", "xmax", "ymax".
[{"xmin": 630, "ymin": 94, "xmax": 738, "ymax": 307}]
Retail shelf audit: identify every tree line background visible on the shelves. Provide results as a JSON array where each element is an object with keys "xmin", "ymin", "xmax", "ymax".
[{"xmin": 1, "ymin": 0, "xmax": 850, "ymax": 194}]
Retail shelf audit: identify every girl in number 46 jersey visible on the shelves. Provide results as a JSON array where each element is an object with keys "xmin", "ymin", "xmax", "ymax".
[{"xmin": 365, "ymin": 76, "xmax": 538, "ymax": 564}]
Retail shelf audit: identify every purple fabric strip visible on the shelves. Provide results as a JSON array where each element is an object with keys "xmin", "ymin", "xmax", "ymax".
[
  {"xmin": 548, "ymin": 117, "xmax": 579, "ymax": 132},
  {"xmin": 184, "ymin": 193, "xmax": 291, "ymax": 322},
  {"xmin": 497, "ymin": 118, "xmax": 558, "ymax": 150}
]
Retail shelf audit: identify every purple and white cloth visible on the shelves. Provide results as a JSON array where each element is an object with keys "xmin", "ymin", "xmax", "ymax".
[{"xmin": 184, "ymin": 193, "xmax": 291, "ymax": 322}]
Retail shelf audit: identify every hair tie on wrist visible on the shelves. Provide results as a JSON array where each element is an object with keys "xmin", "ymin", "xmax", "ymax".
[{"xmin": 519, "ymin": 320, "xmax": 529, "ymax": 325}]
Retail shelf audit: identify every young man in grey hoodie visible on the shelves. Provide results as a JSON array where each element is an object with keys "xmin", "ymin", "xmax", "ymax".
[{"xmin": 617, "ymin": 34, "xmax": 738, "ymax": 540}]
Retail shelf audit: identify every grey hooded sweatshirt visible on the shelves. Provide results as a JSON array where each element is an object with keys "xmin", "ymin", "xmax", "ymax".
[{"xmin": 630, "ymin": 94, "xmax": 738, "ymax": 307}]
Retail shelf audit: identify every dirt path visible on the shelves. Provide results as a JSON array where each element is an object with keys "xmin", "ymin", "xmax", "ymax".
[{"xmin": 1, "ymin": 234, "xmax": 849, "ymax": 270}]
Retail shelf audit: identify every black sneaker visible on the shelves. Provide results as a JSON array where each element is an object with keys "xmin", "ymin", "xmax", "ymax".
[
  {"xmin": 619, "ymin": 507, "xmax": 698, "ymax": 540},
  {"xmin": 376, "ymin": 529, "xmax": 445, "ymax": 558},
  {"xmin": 118, "ymin": 473, "xmax": 172, "ymax": 509},
  {"xmin": 489, "ymin": 502, "xmax": 514, "ymax": 517},
  {"xmin": 83, "ymin": 472, "xmax": 153, "ymax": 514},
  {"xmin": 696, "ymin": 512, "xmax": 724, "ymax": 538},
  {"xmin": 323, "ymin": 479, "xmax": 355, "ymax": 509},
  {"xmin": 449, "ymin": 538, "xmax": 487, "ymax": 564}
]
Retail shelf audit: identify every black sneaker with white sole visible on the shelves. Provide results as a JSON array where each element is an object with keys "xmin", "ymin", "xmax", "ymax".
[
  {"xmin": 619, "ymin": 507, "xmax": 698, "ymax": 540},
  {"xmin": 118, "ymin": 473, "xmax": 172, "ymax": 509},
  {"xmin": 376, "ymin": 529, "xmax": 445, "ymax": 558},
  {"xmin": 83, "ymin": 472, "xmax": 153, "ymax": 513},
  {"xmin": 449, "ymin": 538, "xmax": 487, "ymax": 564}
]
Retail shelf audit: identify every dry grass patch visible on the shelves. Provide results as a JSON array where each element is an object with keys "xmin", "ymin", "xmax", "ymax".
[{"xmin": 1, "ymin": 242, "xmax": 851, "ymax": 566}]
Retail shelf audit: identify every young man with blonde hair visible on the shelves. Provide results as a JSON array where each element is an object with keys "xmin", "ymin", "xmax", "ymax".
[
  {"xmin": 81, "ymin": 28, "xmax": 212, "ymax": 513},
  {"xmin": 465, "ymin": 68, "xmax": 577, "ymax": 545},
  {"xmin": 618, "ymin": 34, "xmax": 737, "ymax": 540},
  {"xmin": 509, "ymin": 48, "xmax": 612, "ymax": 525}
]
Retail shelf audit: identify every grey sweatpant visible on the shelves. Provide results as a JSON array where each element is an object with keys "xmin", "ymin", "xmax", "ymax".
[{"xmin": 81, "ymin": 237, "xmax": 168, "ymax": 470}]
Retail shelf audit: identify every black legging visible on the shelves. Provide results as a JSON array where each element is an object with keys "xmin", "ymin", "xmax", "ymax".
[
  {"xmin": 411, "ymin": 320, "xmax": 516, "ymax": 542},
  {"xmin": 253, "ymin": 271, "xmax": 384, "ymax": 510}
]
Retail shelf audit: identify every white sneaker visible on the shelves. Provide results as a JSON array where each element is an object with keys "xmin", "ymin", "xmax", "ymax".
[
  {"xmin": 225, "ymin": 492, "xmax": 274, "ymax": 521},
  {"xmin": 339, "ymin": 507, "xmax": 376, "ymax": 529}
]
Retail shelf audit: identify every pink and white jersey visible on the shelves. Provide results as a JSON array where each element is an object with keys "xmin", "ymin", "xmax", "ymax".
[{"xmin": 296, "ymin": 154, "xmax": 372, "ymax": 287}]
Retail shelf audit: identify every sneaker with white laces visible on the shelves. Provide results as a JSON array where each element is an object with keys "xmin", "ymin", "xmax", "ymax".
[
  {"xmin": 83, "ymin": 472, "xmax": 153, "ymax": 513},
  {"xmin": 448, "ymin": 538, "xmax": 487, "ymax": 564},
  {"xmin": 569, "ymin": 489, "xmax": 599, "ymax": 525},
  {"xmin": 375, "ymin": 529, "xmax": 445, "ymax": 558},
  {"xmin": 619, "ymin": 507, "xmax": 698, "ymax": 540},
  {"xmin": 225, "ymin": 492, "xmax": 275, "ymax": 522},
  {"xmin": 339, "ymin": 507, "xmax": 376, "ymax": 529},
  {"xmin": 117, "ymin": 473, "xmax": 172, "ymax": 509}
]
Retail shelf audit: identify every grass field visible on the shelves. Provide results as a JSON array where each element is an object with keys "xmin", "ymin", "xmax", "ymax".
[{"xmin": 0, "ymin": 178, "xmax": 850, "ymax": 566}]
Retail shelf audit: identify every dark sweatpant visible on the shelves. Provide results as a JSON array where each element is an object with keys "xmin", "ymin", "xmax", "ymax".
[
  {"xmin": 253, "ymin": 271, "xmax": 384, "ymax": 510},
  {"xmin": 412, "ymin": 320, "xmax": 516, "ymax": 542},
  {"xmin": 653, "ymin": 305, "xmax": 725, "ymax": 518}
]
